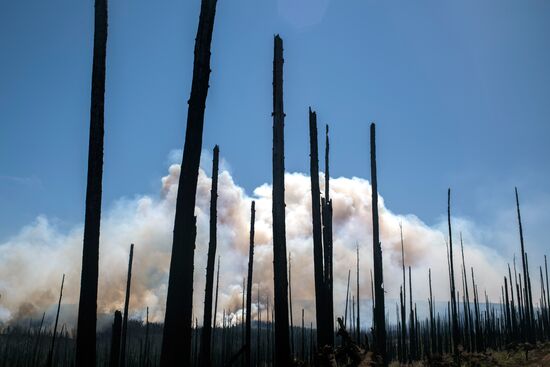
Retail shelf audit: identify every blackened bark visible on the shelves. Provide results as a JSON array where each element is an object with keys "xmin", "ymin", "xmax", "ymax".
[
  {"xmin": 272, "ymin": 34, "xmax": 291, "ymax": 366},
  {"xmin": 119, "ymin": 244, "xmax": 134, "ymax": 367},
  {"xmin": 245, "ymin": 201, "xmax": 256, "ymax": 367},
  {"xmin": 356, "ymin": 244, "xmax": 360, "ymax": 342},
  {"xmin": 323, "ymin": 124, "xmax": 334, "ymax": 346},
  {"xmin": 199, "ymin": 145, "xmax": 220, "ymax": 367},
  {"xmin": 160, "ymin": 0, "xmax": 218, "ymax": 365},
  {"xmin": 447, "ymin": 189, "xmax": 460, "ymax": 359},
  {"xmin": 47, "ymin": 274, "xmax": 65, "ymax": 367},
  {"xmin": 308, "ymin": 107, "xmax": 327, "ymax": 348},
  {"xmin": 109, "ymin": 311, "xmax": 122, "ymax": 367},
  {"xmin": 75, "ymin": 1, "xmax": 108, "ymax": 365},
  {"xmin": 370, "ymin": 123, "xmax": 386, "ymax": 363}
]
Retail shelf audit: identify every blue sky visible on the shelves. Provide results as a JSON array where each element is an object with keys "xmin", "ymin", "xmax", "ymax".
[{"xmin": 1, "ymin": 0, "xmax": 549, "ymax": 249}]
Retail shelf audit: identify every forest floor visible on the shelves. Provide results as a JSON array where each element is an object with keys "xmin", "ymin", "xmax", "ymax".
[{"xmin": 383, "ymin": 342, "xmax": 550, "ymax": 366}]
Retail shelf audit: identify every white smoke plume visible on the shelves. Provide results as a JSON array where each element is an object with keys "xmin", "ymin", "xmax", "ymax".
[{"xmin": 0, "ymin": 151, "xmax": 529, "ymax": 329}]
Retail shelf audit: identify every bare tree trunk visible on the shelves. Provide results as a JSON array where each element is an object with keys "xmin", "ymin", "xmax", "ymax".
[
  {"xmin": 120, "ymin": 244, "xmax": 134, "ymax": 367},
  {"xmin": 271, "ymin": 34, "xmax": 291, "ymax": 367},
  {"xmin": 199, "ymin": 145, "xmax": 220, "ymax": 367},
  {"xmin": 75, "ymin": 1, "xmax": 108, "ymax": 365},
  {"xmin": 109, "ymin": 311, "xmax": 122, "ymax": 367},
  {"xmin": 370, "ymin": 123, "xmax": 386, "ymax": 363},
  {"xmin": 245, "ymin": 201, "xmax": 256, "ymax": 367},
  {"xmin": 160, "ymin": 0, "xmax": 218, "ymax": 365},
  {"xmin": 447, "ymin": 189, "xmax": 460, "ymax": 361},
  {"xmin": 289, "ymin": 253, "xmax": 295, "ymax": 358},
  {"xmin": 47, "ymin": 274, "xmax": 65, "ymax": 367},
  {"xmin": 399, "ymin": 223, "xmax": 407, "ymax": 362},
  {"xmin": 308, "ymin": 107, "xmax": 327, "ymax": 349},
  {"xmin": 322, "ymin": 124, "xmax": 334, "ymax": 347},
  {"xmin": 356, "ymin": 244, "xmax": 361, "ymax": 343}
]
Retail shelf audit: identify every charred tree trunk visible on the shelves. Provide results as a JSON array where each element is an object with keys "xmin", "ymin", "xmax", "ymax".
[
  {"xmin": 119, "ymin": 244, "xmax": 134, "ymax": 367},
  {"xmin": 322, "ymin": 124, "xmax": 334, "ymax": 347},
  {"xmin": 370, "ymin": 123, "xmax": 386, "ymax": 363},
  {"xmin": 400, "ymin": 224, "xmax": 407, "ymax": 362},
  {"xmin": 109, "ymin": 311, "xmax": 122, "ymax": 367},
  {"xmin": 75, "ymin": 1, "xmax": 108, "ymax": 365},
  {"xmin": 308, "ymin": 107, "xmax": 327, "ymax": 349},
  {"xmin": 271, "ymin": 34, "xmax": 291, "ymax": 366},
  {"xmin": 356, "ymin": 244, "xmax": 361, "ymax": 343},
  {"xmin": 447, "ymin": 189, "xmax": 460, "ymax": 360},
  {"xmin": 47, "ymin": 274, "xmax": 65, "ymax": 367},
  {"xmin": 160, "ymin": 0, "xmax": 218, "ymax": 364},
  {"xmin": 245, "ymin": 201, "xmax": 256, "ymax": 367},
  {"xmin": 199, "ymin": 145, "xmax": 220, "ymax": 367}
]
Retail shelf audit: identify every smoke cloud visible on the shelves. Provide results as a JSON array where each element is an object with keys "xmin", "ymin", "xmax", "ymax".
[{"xmin": 0, "ymin": 152, "xmax": 525, "ymax": 329}]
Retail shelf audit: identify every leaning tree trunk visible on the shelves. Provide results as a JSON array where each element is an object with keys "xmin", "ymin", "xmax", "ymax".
[
  {"xmin": 245, "ymin": 201, "xmax": 256, "ymax": 367},
  {"xmin": 370, "ymin": 123, "xmax": 386, "ymax": 363},
  {"xmin": 272, "ymin": 34, "xmax": 291, "ymax": 367},
  {"xmin": 120, "ymin": 244, "xmax": 134, "ymax": 367},
  {"xmin": 308, "ymin": 107, "xmax": 327, "ymax": 348},
  {"xmin": 47, "ymin": 274, "xmax": 65, "ymax": 367},
  {"xmin": 199, "ymin": 145, "xmax": 220, "ymax": 367},
  {"xmin": 160, "ymin": 0, "xmax": 218, "ymax": 365},
  {"xmin": 75, "ymin": 1, "xmax": 108, "ymax": 365}
]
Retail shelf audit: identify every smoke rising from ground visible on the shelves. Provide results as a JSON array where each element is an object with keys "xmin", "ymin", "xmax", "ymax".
[{"xmin": 0, "ymin": 152, "xmax": 529, "ymax": 329}]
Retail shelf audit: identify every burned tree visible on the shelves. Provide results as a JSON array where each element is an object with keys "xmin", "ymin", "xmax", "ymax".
[
  {"xmin": 160, "ymin": 0, "xmax": 218, "ymax": 365},
  {"xmin": 447, "ymin": 189, "xmax": 460, "ymax": 360},
  {"xmin": 75, "ymin": 0, "xmax": 108, "ymax": 365},
  {"xmin": 46, "ymin": 274, "xmax": 65, "ymax": 367},
  {"xmin": 370, "ymin": 123, "xmax": 386, "ymax": 363},
  {"xmin": 199, "ymin": 145, "xmax": 220, "ymax": 367},
  {"xmin": 119, "ymin": 244, "xmax": 134, "ymax": 367},
  {"xmin": 271, "ymin": 34, "xmax": 291, "ymax": 366},
  {"xmin": 308, "ymin": 107, "xmax": 328, "ymax": 348},
  {"xmin": 109, "ymin": 311, "xmax": 122, "ymax": 367},
  {"xmin": 322, "ymin": 124, "xmax": 334, "ymax": 346},
  {"xmin": 245, "ymin": 201, "xmax": 256, "ymax": 367}
]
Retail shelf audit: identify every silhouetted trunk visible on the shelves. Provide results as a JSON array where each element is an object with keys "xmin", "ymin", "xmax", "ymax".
[
  {"xmin": 289, "ymin": 253, "xmax": 294, "ymax": 358},
  {"xmin": 308, "ymin": 107, "xmax": 327, "ymax": 349},
  {"xmin": 109, "ymin": 311, "xmax": 122, "ymax": 367},
  {"xmin": 344, "ymin": 269, "xmax": 351, "ymax": 328},
  {"xmin": 75, "ymin": 1, "xmax": 108, "ymax": 365},
  {"xmin": 447, "ymin": 189, "xmax": 460, "ymax": 360},
  {"xmin": 322, "ymin": 124, "xmax": 334, "ymax": 346},
  {"xmin": 271, "ymin": 34, "xmax": 291, "ymax": 367},
  {"xmin": 515, "ymin": 187, "xmax": 534, "ymax": 343},
  {"xmin": 47, "ymin": 274, "xmax": 65, "ymax": 367},
  {"xmin": 245, "ymin": 201, "xmax": 256, "ymax": 367},
  {"xmin": 199, "ymin": 145, "xmax": 220, "ymax": 367},
  {"xmin": 214, "ymin": 256, "xmax": 220, "ymax": 329},
  {"xmin": 160, "ymin": 0, "xmax": 218, "ymax": 365},
  {"xmin": 399, "ymin": 224, "xmax": 407, "ymax": 362},
  {"xmin": 356, "ymin": 244, "xmax": 360, "ymax": 342},
  {"xmin": 119, "ymin": 244, "xmax": 134, "ymax": 367},
  {"xmin": 370, "ymin": 123, "xmax": 386, "ymax": 363}
]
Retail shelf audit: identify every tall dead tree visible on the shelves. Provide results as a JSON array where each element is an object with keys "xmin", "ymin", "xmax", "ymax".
[
  {"xmin": 271, "ymin": 34, "xmax": 291, "ymax": 366},
  {"xmin": 322, "ymin": 124, "xmax": 334, "ymax": 346},
  {"xmin": 245, "ymin": 201, "xmax": 256, "ymax": 367},
  {"xmin": 213, "ymin": 256, "xmax": 220, "ymax": 329},
  {"xmin": 119, "ymin": 244, "xmax": 134, "ymax": 367},
  {"xmin": 47, "ymin": 274, "xmax": 65, "ymax": 367},
  {"xmin": 160, "ymin": 0, "xmax": 218, "ymax": 365},
  {"xmin": 199, "ymin": 145, "xmax": 220, "ymax": 367},
  {"xmin": 356, "ymin": 243, "xmax": 361, "ymax": 342},
  {"xmin": 289, "ymin": 253, "xmax": 295, "ymax": 357},
  {"xmin": 447, "ymin": 189, "xmax": 460, "ymax": 360},
  {"xmin": 515, "ymin": 187, "xmax": 534, "ymax": 342},
  {"xmin": 370, "ymin": 123, "xmax": 386, "ymax": 363},
  {"xmin": 399, "ymin": 223, "xmax": 407, "ymax": 362},
  {"xmin": 75, "ymin": 0, "xmax": 108, "ymax": 365},
  {"xmin": 308, "ymin": 107, "xmax": 327, "ymax": 348}
]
